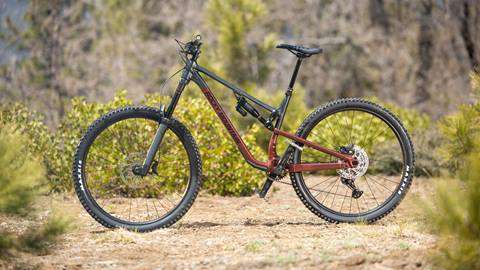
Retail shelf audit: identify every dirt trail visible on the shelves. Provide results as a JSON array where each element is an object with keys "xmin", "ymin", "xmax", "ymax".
[{"xmin": 4, "ymin": 178, "xmax": 436, "ymax": 269}]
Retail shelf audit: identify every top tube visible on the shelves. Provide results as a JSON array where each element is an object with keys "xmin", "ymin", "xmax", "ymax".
[{"xmin": 195, "ymin": 65, "xmax": 276, "ymax": 112}]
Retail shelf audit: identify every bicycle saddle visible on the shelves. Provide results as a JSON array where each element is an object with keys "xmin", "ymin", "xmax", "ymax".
[{"xmin": 276, "ymin": 43, "xmax": 323, "ymax": 57}]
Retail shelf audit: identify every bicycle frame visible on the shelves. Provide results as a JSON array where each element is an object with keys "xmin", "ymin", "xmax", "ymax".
[{"xmin": 142, "ymin": 53, "xmax": 355, "ymax": 177}]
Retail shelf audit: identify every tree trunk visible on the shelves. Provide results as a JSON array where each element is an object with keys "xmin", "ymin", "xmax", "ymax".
[{"xmin": 414, "ymin": 0, "xmax": 433, "ymax": 106}]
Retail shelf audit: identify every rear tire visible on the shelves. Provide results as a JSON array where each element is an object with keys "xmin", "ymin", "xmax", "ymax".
[{"xmin": 290, "ymin": 99, "xmax": 414, "ymax": 223}]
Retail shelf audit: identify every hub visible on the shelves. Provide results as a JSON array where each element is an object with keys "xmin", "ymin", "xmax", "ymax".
[
  {"xmin": 337, "ymin": 145, "xmax": 368, "ymax": 199},
  {"xmin": 337, "ymin": 145, "xmax": 369, "ymax": 180},
  {"xmin": 131, "ymin": 164, "xmax": 144, "ymax": 176}
]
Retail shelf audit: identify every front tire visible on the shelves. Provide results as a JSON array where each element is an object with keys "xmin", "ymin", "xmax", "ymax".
[
  {"xmin": 72, "ymin": 106, "xmax": 202, "ymax": 232},
  {"xmin": 290, "ymin": 99, "xmax": 414, "ymax": 223}
]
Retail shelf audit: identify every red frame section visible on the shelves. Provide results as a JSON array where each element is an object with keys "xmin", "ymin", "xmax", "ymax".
[{"xmin": 200, "ymin": 87, "xmax": 354, "ymax": 173}]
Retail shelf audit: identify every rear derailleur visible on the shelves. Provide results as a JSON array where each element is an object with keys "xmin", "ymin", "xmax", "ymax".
[{"xmin": 341, "ymin": 177, "xmax": 363, "ymax": 199}]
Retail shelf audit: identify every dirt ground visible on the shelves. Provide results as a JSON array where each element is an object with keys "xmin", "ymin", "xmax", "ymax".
[{"xmin": 2, "ymin": 177, "xmax": 437, "ymax": 270}]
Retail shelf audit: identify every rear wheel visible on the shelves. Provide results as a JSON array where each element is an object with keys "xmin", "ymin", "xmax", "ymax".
[
  {"xmin": 290, "ymin": 99, "xmax": 414, "ymax": 223},
  {"xmin": 73, "ymin": 106, "xmax": 201, "ymax": 232}
]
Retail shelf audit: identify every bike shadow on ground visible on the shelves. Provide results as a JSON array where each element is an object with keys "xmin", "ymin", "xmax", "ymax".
[
  {"xmin": 87, "ymin": 220, "xmax": 328, "ymax": 233},
  {"xmin": 176, "ymin": 219, "xmax": 327, "ymax": 229}
]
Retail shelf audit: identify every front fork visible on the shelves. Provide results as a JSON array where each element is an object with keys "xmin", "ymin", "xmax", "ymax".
[{"xmin": 138, "ymin": 69, "xmax": 190, "ymax": 176}]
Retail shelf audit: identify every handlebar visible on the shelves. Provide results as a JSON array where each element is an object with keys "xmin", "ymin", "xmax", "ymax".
[{"xmin": 184, "ymin": 35, "xmax": 202, "ymax": 55}]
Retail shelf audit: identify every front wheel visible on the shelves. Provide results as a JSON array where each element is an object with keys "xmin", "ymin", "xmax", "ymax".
[
  {"xmin": 290, "ymin": 99, "xmax": 414, "ymax": 223},
  {"xmin": 73, "ymin": 106, "xmax": 202, "ymax": 232}
]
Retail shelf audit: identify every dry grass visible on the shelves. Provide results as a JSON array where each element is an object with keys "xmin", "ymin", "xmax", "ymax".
[{"xmin": 0, "ymin": 177, "xmax": 437, "ymax": 269}]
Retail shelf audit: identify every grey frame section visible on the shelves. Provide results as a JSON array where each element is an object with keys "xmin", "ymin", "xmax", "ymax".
[{"xmin": 195, "ymin": 65, "xmax": 276, "ymax": 113}]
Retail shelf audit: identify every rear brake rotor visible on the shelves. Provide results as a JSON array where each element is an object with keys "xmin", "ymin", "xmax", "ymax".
[{"xmin": 337, "ymin": 145, "xmax": 369, "ymax": 180}]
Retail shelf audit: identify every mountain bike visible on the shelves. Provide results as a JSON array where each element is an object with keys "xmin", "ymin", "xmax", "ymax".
[{"xmin": 73, "ymin": 35, "xmax": 414, "ymax": 232}]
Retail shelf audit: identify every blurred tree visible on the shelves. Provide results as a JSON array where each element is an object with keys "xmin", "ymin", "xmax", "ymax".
[
  {"xmin": 204, "ymin": 0, "xmax": 276, "ymax": 87},
  {"xmin": 1, "ymin": 0, "xmax": 479, "ymax": 123},
  {"xmin": 425, "ymin": 137, "xmax": 480, "ymax": 269},
  {"xmin": 414, "ymin": 0, "xmax": 433, "ymax": 106},
  {"xmin": 0, "ymin": 125, "xmax": 71, "ymax": 254},
  {"xmin": 0, "ymin": 0, "xmax": 90, "ymax": 124}
]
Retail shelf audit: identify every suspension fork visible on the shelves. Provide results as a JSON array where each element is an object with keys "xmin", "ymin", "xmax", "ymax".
[{"xmin": 139, "ymin": 67, "xmax": 192, "ymax": 176}]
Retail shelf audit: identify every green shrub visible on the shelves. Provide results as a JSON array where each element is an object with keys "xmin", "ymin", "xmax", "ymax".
[
  {"xmin": 0, "ymin": 125, "xmax": 44, "ymax": 215},
  {"xmin": 438, "ymin": 105, "xmax": 480, "ymax": 172},
  {"xmin": 18, "ymin": 212, "xmax": 72, "ymax": 251},
  {"xmin": 0, "ymin": 125, "xmax": 70, "ymax": 254},
  {"xmin": 47, "ymin": 91, "xmax": 135, "ymax": 192},
  {"xmin": 425, "ymin": 136, "xmax": 480, "ymax": 269},
  {"xmin": 410, "ymin": 128, "xmax": 442, "ymax": 177},
  {"xmin": 302, "ymin": 97, "xmax": 432, "ymax": 176},
  {"xmin": 438, "ymin": 71, "xmax": 480, "ymax": 173},
  {"xmin": 150, "ymin": 96, "xmax": 265, "ymax": 196},
  {"xmin": 1, "ymin": 89, "xmax": 437, "ymax": 197},
  {"xmin": 423, "ymin": 71, "xmax": 480, "ymax": 268},
  {"xmin": 0, "ymin": 103, "xmax": 58, "ymax": 184},
  {"xmin": 471, "ymin": 70, "xmax": 480, "ymax": 101},
  {"xmin": 51, "ymin": 90, "xmax": 265, "ymax": 196}
]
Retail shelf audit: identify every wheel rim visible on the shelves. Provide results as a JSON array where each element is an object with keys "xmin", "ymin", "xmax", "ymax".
[
  {"xmin": 294, "ymin": 108, "xmax": 409, "ymax": 217},
  {"xmin": 82, "ymin": 116, "xmax": 192, "ymax": 225}
]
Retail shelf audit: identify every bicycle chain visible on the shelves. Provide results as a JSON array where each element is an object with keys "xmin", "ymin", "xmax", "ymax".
[{"xmin": 270, "ymin": 175, "xmax": 292, "ymax": 186}]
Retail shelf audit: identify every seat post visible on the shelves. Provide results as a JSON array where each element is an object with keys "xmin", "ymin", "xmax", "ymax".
[
  {"xmin": 288, "ymin": 58, "xmax": 303, "ymax": 90},
  {"xmin": 274, "ymin": 57, "xmax": 304, "ymax": 130}
]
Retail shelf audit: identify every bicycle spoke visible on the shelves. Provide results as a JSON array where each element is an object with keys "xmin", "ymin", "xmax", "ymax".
[
  {"xmin": 349, "ymin": 110, "xmax": 355, "ymax": 145},
  {"xmin": 313, "ymin": 177, "xmax": 338, "ymax": 199},
  {"xmin": 366, "ymin": 175, "xmax": 393, "ymax": 193},
  {"xmin": 82, "ymin": 116, "xmax": 190, "ymax": 224},
  {"xmin": 373, "ymin": 174, "xmax": 401, "ymax": 184},
  {"xmin": 349, "ymin": 195, "xmax": 353, "ymax": 214},
  {"xmin": 145, "ymin": 198, "xmax": 150, "ymax": 220},
  {"xmin": 366, "ymin": 125, "xmax": 390, "ymax": 145},
  {"xmin": 330, "ymin": 180, "xmax": 341, "ymax": 208},
  {"xmin": 361, "ymin": 192, "xmax": 369, "ymax": 211},
  {"xmin": 363, "ymin": 175, "xmax": 379, "ymax": 206},
  {"xmin": 321, "ymin": 179, "xmax": 338, "ymax": 204},
  {"xmin": 360, "ymin": 114, "xmax": 374, "ymax": 147},
  {"xmin": 324, "ymin": 117, "xmax": 340, "ymax": 147},
  {"xmin": 307, "ymin": 175, "xmax": 338, "ymax": 190},
  {"xmin": 340, "ymin": 187, "xmax": 348, "ymax": 212},
  {"xmin": 151, "ymin": 199, "xmax": 160, "ymax": 218},
  {"xmin": 291, "ymin": 103, "xmax": 411, "ymax": 221},
  {"xmin": 309, "ymin": 186, "xmax": 351, "ymax": 198}
]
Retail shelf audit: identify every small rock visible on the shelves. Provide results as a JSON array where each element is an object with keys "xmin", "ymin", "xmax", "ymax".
[{"xmin": 344, "ymin": 255, "xmax": 366, "ymax": 266}]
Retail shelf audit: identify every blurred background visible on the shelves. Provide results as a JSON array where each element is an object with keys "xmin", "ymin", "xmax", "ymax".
[
  {"xmin": 1, "ymin": 0, "xmax": 479, "ymax": 126},
  {"xmin": 1, "ymin": 1, "xmax": 480, "ymax": 268}
]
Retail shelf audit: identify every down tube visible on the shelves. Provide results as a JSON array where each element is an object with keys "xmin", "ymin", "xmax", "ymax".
[{"xmin": 191, "ymin": 72, "xmax": 268, "ymax": 171}]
